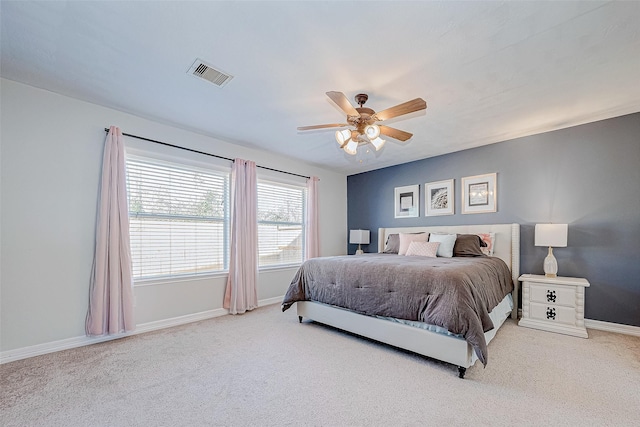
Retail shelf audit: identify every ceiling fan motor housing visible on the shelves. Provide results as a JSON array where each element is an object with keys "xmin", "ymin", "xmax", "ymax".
[
  {"xmin": 354, "ymin": 93, "xmax": 369, "ymax": 107},
  {"xmin": 350, "ymin": 107, "xmax": 376, "ymax": 133}
]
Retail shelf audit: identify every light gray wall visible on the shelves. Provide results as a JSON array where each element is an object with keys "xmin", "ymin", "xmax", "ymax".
[
  {"xmin": 347, "ymin": 112, "xmax": 640, "ymax": 327},
  {"xmin": 0, "ymin": 78, "xmax": 348, "ymax": 352}
]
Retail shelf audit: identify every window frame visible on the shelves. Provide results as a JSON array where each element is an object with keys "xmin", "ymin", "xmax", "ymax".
[
  {"xmin": 125, "ymin": 151, "xmax": 231, "ymax": 284},
  {"xmin": 256, "ymin": 176, "xmax": 307, "ymax": 270}
]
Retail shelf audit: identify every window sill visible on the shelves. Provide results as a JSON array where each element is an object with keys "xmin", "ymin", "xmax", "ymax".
[
  {"xmin": 259, "ymin": 264, "xmax": 301, "ymax": 273},
  {"xmin": 133, "ymin": 265, "xmax": 301, "ymax": 287},
  {"xmin": 133, "ymin": 271, "xmax": 228, "ymax": 287}
]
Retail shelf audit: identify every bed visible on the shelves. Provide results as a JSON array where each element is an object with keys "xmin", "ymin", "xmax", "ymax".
[{"xmin": 282, "ymin": 223, "xmax": 520, "ymax": 378}]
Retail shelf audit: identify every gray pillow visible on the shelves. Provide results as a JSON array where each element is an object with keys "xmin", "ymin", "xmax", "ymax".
[
  {"xmin": 453, "ymin": 234, "xmax": 486, "ymax": 257},
  {"xmin": 383, "ymin": 234, "xmax": 400, "ymax": 253}
]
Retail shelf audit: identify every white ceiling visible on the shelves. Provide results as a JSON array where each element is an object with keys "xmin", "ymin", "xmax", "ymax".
[{"xmin": 2, "ymin": 1, "xmax": 639, "ymax": 175}]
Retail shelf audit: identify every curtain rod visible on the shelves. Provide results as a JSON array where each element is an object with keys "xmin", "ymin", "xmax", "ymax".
[{"xmin": 104, "ymin": 128, "xmax": 311, "ymax": 180}]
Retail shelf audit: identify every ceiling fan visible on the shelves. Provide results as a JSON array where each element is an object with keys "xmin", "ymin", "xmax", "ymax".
[{"xmin": 298, "ymin": 91, "xmax": 427, "ymax": 155}]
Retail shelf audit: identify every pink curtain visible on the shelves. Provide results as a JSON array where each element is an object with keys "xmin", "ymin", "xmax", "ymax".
[
  {"xmin": 86, "ymin": 126, "xmax": 135, "ymax": 335},
  {"xmin": 224, "ymin": 159, "xmax": 258, "ymax": 314},
  {"xmin": 305, "ymin": 176, "xmax": 320, "ymax": 260}
]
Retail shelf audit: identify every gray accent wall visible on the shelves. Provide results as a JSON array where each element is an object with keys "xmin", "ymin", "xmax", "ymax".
[{"xmin": 347, "ymin": 112, "xmax": 640, "ymax": 327}]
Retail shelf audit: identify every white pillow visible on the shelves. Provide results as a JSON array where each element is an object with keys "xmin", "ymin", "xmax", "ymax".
[
  {"xmin": 398, "ymin": 232, "xmax": 429, "ymax": 255},
  {"xmin": 428, "ymin": 233, "xmax": 457, "ymax": 257},
  {"xmin": 405, "ymin": 241, "xmax": 440, "ymax": 258}
]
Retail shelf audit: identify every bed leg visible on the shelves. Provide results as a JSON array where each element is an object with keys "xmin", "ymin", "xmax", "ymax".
[
  {"xmin": 298, "ymin": 316, "xmax": 303, "ymax": 323},
  {"xmin": 458, "ymin": 367, "xmax": 466, "ymax": 379}
]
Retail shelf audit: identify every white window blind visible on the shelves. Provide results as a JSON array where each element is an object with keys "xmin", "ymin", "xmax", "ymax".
[
  {"xmin": 126, "ymin": 156, "xmax": 229, "ymax": 280},
  {"xmin": 257, "ymin": 180, "xmax": 306, "ymax": 267}
]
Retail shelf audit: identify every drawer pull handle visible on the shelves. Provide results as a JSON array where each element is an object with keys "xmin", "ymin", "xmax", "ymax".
[
  {"xmin": 546, "ymin": 307, "xmax": 556, "ymax": 320},
  {"xmin": 546, "ymin": 290, "xmax": 556, "ymax": 303}
]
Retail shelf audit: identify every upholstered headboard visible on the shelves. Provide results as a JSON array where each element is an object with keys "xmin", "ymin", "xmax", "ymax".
[{"xmin": 377, "ymin": 223, "xmax": 520, "ymax": 319}]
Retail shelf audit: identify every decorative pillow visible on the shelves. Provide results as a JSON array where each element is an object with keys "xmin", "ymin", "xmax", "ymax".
[
  {"xmin": 398, "ymin": 232, "xmax": 429, "ymax": 256},
  {"xmin": 428, "ymin": 233, "xmax": 457, "ymax": 257},
  {"xmin": 382, "ymin": 234, "xmax": 400, "ymax": 254},
  {"xmin": 405, "ymin": 241, "xmax": 440, "ymax": 257},
  {"xmin": 453, "ymin": 234, "xmax": 486, "ymax": 257},
  {"xmin": 477, "ymin": 232, "xmax": 495, "ymax": 256}
]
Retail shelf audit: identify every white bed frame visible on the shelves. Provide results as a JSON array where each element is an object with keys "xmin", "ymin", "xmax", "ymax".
[{"xmin": 296, "ymin": 223, "xmax": 520, "ymax": 378}]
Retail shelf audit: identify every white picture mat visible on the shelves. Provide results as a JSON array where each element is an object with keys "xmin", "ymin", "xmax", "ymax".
[
  {"xmin": 425, "ymin": 179, "xmax": 454, "ymax": 216},
  {"xmin": 394, "ymin": 184, "xmax": 419, "ymax": 218},
  {"xmin": 461, "ymin": 173, "xmax": 497, "ymax": 214}
]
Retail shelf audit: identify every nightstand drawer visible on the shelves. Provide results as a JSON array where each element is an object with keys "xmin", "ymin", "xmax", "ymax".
[
  {"xmin": 529, "ymin": 283, "xmax": 576, "ymax": 307},
  {"xmin": 529, "ymin": 302, "xmax": 577, "ymax": 326}
]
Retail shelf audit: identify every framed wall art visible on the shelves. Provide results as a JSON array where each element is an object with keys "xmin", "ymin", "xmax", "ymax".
[
  {"xmin": 461, "ymin": 173, "xmax": 497, "ymax": 214},
  {"xmin": 425, "ymin": 179, "xmax": 454, "ymax": 216},
  {"xmin": 394, "ymin": 184, "xmax": 419, "ymax": 218}
]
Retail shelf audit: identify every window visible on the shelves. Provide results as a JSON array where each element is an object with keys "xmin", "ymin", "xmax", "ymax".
[
  {"xmin": 126, "ymin": 155, "xmax": 229, "ymax": 280},
  {"xmin": 257, "ymin": 179, "xmax": 306, "ymax": 267}
]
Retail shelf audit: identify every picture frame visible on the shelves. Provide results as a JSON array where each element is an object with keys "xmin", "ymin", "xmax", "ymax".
[
  {"xmin": 394, "ymin": 184, "xmax": 419, "ymax": 218},
  {"xmin": 425, "ymin": 179, "xmax": 454, "ymax": 216},
  {"xmin": 461, "ymin": 173, "xmax": 497, "ymax": 214}
]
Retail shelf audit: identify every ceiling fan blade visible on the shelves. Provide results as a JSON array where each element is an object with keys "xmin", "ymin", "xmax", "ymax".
[
  {"xmin": 375, "ymin": 98, "xmax": 427, "ymax": 121},
  {"xmin": 326, "ymin": 91, "xmax": 360, "ymax": 117},
  {"xmin": 379, "ymin": 125, "xmax": 413, "ymax": 141},
  {"xmin": 297, "ymin": 123, "xmax": 349, "ymax": 131}
]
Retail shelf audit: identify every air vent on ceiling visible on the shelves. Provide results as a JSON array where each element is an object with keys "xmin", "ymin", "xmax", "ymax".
[{"xmin": 187, "ymin": 58, "xmax": 233, "ymax": 88}]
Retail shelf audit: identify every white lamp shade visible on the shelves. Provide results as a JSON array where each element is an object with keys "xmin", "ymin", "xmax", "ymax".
[
  {"xmin": 364, "ymin": 124, "xmax": 380, "ymax": 140},
  {"xmin": 349, "ymin": 229, "xmax": 370, "ymax": 245},
  {"xmin": 335, "ymin": 129, "xmax": 351, "ymax": 146},
  {"xmin": 369, "ymin": 136, "xmax": 386, "ymax": 151},
  {"xmin": 535, "ymin": 224, "xmax": 568, "ymax": 247},
  {"xmin": 343, "ymin": 139, "xmax": 358, "ymax": 155}
]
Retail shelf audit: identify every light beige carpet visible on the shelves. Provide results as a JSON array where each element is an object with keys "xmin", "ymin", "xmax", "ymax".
[{"xmin": 1, "ymin": 304, "xmax": 639, "ymax": 426}]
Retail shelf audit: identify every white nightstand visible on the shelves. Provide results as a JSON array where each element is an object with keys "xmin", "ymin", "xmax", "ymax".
[{"xmin": 518, "ymin": 274, "xmax": 590, "ymax": 338}]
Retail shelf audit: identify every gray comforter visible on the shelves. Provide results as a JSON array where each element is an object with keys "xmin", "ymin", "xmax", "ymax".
[{"xmin": 282, "ymin": 254, "xmax": 514, "ymax": 365}]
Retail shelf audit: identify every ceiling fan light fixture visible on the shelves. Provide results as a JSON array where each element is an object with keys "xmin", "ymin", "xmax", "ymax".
[
  {"xmin": 343, "ymin": 139, "xmax": 358, "ymax": 155},
  {"xmin": 364, "ymin": 124, "xmax": 380, "ymax": 140},
  {"xmin": 370, "ymin": 136, "xmax": 386, "ymax": 151},
  {"xmin": 335, "ymin": 129, "xmax": 351, "ymax": 146}
]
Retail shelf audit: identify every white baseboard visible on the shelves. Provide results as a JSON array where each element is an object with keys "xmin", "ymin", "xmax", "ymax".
[
  {"xmin": 6, "ymin": 300, "xmax": 635, "ymax": 364},
  {"xmin": 584, "ymin": 319, "xmax": 640, "ymax": 337},
  {"xmin": 258, "ymin": 296, "xmax": 284, "ymax": 307},
  {"xmin": 517, "ymin": 309, "xmax": 640, "ymax": 337},
  {"xmin": 1, "ymin": 296, "xmax": 284, "ymax": 364},
  {"xmin": 133, "ymin": 307, "xmax": 228, "ymax": 335},
  {"xmin": 0, "ymin": 334, "xmax": 130, "ymax": 365}
]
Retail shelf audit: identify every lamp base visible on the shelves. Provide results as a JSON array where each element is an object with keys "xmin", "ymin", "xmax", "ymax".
[
  {"xmin": 543, "ymin": 247, "xmax": 558, "ymax": 278},
  {"xmin": 355, "ymin": 249, "xmax": 364, "ymax": 255}
]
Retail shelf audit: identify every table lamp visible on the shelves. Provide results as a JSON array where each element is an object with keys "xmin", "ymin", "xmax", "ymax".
[
  {"xmin": 535, "ymin": 224, "xmax": 568, "ymax": 277},
  {"xmin": 349, "ymin": 229, "xmax": 370, "ymax": 255}
]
